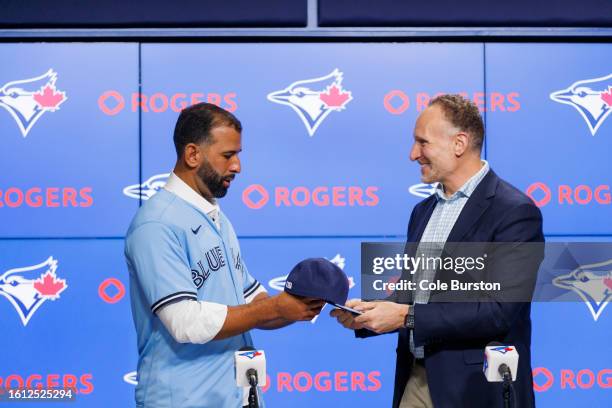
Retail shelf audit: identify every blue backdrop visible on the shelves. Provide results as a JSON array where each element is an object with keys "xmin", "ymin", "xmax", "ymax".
[{"xmin": 0, "ymin": 42, "xmax": 610, "ymax": 407}]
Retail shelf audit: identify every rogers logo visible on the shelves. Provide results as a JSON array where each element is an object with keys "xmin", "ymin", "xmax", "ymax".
[
  {"xmin": 383, "ymin": 91, "xmax": 520, "ymax": 115},
  {"xmin": 532, "ymin": 367, "xmax": 611, "ymax": 392},
  {"xmin": 260, "ymin": 371, "xmax": 381, "ymax": 393},
  {"xmin": 0, "ymin": 187, "xmax": 93, "ymax": 208},
  {"xmin": 242, "ymin": 185, "xmax": 379, "ymax": 209},
  {"xmin": 526, "ymin": 183, "xmax": 611, "ymax": 208},
  {"xmin": 98, "ymin": 91, "xmax": 237, "ymax": 115},
  {"xmin": 98, "ymin": 278, "xmax": 126, "ymax": 304},
  {"xmin": 0, "ymin": 374, "xmax": 94, "ymax": 394}
]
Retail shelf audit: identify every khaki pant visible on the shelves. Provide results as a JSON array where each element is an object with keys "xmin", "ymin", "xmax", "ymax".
[{"xmin": 399, "ymin": 360, "xmax": 434, "ymax": 408}]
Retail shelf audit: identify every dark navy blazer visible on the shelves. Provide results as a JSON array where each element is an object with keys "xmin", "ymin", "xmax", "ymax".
[{"xmin": 358, "ymin": 169, "xmax": 544, "ymax": 408}]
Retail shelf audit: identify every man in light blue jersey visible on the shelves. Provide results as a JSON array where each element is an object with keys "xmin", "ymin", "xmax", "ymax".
[{"xmin": 125, "ymin": 102, "xmax": 324, "ymax": 408}]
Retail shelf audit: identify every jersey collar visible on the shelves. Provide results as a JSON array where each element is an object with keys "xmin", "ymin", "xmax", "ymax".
[{"xmin": 164, "ymin": 172, "xmax": 220, "ymax": 221}]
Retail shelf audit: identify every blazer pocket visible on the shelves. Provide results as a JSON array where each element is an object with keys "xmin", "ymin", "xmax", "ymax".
[{"xmin": 463, "ymin": 349, "xmax": 485, "ymax": 365}]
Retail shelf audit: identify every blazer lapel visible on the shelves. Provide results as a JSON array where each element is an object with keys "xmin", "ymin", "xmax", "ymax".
[{"xmin": 446, "ymin": 170, "xmax": 499, "ymax": 244}]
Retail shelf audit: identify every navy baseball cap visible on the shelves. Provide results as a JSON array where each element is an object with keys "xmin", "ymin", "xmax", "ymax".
[{"xmin": 284, "ymin": 258, "xmax": 349, "ymax": 306}]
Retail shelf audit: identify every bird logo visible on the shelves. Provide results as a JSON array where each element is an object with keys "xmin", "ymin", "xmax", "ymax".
[
  {"xmin": 491, "ymin": 346, "xmax": 514, "ymax": 354},
  {"xmin": 239, "ymin": 351, "xmax": 263, "ymax": 360},
  {"xmin": 123, "ymin": 371, "xmax": 138, "ymax": 386},
  {"xmin": 0, "ymin": 257, "xmax": 67, "ymax": 326},
  {"xmin": 267, "ymin": 69, "xmax": 353, "ymax": 136},
  {"xmin": 550, "ymin": 73, "xmax": 612, "ymax": 136},
  {"xmin": 409, "ymin": 183, "xmax": 438, "ymax": 198},
  {"xmin": 123, "ymin": 173, "xmax": 170, "ymax": 200},
  {"xmin": 553, "ymin": 258, "xmax": 612, "ymax": 321},
  {"xmin": 0, "ymin": 69, "xmax": 67, "ymax": 138}
]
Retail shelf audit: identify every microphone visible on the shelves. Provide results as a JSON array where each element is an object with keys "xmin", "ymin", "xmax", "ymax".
[
  {"xmin": 484, "ymin": 342, "xmax": 518, "ymax": 408},
  {"xmin": 235, "ymin": 346, "xmax": 266, "ymax": 408},
  {"xmin": 246, "ymin": 368, "xmax": 258, "ymax": 387},
  {"xmin": 483, "ymin": 342, "xmax": 518, "ymax": 382}
]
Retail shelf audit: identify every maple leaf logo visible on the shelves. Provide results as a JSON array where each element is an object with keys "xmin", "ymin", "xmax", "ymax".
[
  {"xmin": 33, "ymin": 271, "xmax": 67, "ymax": 300},
  {"xmin": 319, "ymin": 84, "xmax": 352, "ymax": 110},
  {"xmin": 601, "ymin": 87, "xmax": 612, "ymax": 107},
  {"xmin": 33, "ymin": 84, "xmax": 66, "ymax": 111}
]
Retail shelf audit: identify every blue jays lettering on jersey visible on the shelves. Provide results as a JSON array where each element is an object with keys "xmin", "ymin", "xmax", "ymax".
[{"xmin": 125, "ymin": 189, "xmax": 263, "ymax": 408}]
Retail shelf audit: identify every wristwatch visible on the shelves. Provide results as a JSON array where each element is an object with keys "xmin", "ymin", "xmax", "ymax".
[{"xmin": 404, "ymin": 306, "xmax": 415, "ymax": 329}]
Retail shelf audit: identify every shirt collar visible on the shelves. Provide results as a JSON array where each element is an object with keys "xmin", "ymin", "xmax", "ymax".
[
  {"xmin": 435, "ymin": 160, "xmax": 490, "ymax": 201},
  {"xmin": 163, "ymin": 172, "xmax": 220, "ymax": 217}
]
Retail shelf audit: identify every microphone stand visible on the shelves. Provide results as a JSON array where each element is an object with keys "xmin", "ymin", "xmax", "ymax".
[
  {"xmin": 499, "ymin": 364, "xmax": 514, "ymax": 408},
  {"xmin": 247, "ymin": 369, "xmax": 259, "ymax": 408}
]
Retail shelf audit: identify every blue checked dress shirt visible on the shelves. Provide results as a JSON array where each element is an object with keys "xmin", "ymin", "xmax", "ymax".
[{"xmin": 409, "ymin": 160, "xmax": 490, "ymax": 358}]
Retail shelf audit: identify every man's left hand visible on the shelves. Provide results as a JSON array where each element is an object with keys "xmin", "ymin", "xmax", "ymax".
[{"xmin": 354, "ymin": 302, "xmax": 409, "ymax": 334}]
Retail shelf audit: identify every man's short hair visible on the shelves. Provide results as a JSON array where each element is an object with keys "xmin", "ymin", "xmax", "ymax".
[
  {"xmin": 173, "ymin": 102, "xmax": 242, "ymax": 157},
  {"xmin": 429, "ymin": 94, "xmax": 485, "ymax": 152}
]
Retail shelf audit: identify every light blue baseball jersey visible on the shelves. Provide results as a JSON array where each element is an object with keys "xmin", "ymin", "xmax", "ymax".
[{"xmin": 125, "ymin": 189, "xmax": 263, "ymax": 408}]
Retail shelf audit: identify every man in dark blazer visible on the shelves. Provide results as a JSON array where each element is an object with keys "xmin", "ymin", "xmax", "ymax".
[{"xmin": 332, "ymin": 95, "xmax": 544, "ymax": 408}]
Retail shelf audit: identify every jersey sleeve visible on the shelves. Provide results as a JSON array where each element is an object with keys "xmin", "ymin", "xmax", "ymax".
[{"xmin": 126, "ymin": 222, "xmax": 198, "ymax": 314}]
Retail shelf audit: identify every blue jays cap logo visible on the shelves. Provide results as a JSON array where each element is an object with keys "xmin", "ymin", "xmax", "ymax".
[
  {"xmin": 0, "ymin": 69, "xmax": 67, "ymax": 138},
  {"xmin": 123, "ymin": 173, "xmax": 170, "ymax": 200},
  {"xmin": 550, "ymin": 73, "xmax": 612, "ymax": 136},
  {"xmin": 491, "ymin": 346, "xmax": 514, "ymax": 354},
  {"xmin": 0, "ymin": 257, "xmax": 67, "ymax": 326},
  {"xmin": 267, "ymin": 69, "xmax": 353, "ymax": 137},
  {"xmin": 553, "ymin": 259, "xmax": 611, "ymax": 321}
]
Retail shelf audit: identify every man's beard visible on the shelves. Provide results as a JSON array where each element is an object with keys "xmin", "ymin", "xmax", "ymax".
[{"xmin": 197, "ymin": 159, "xmax": 233, "ymax": 198}]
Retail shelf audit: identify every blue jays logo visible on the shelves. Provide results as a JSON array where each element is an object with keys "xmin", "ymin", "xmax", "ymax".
[
  {"xmin": 123, "ymin": 371, "xmax": 138, "ymax": 385},
  {"xmin": 550, "ymin": 73, "xmax": 612, "ymax": 136},
  {"xmin": 0, "ymin": 70, "xmax": 67, "ymax": 138},
  {"xmin": 0, "ymin": 257, "xmax": 67, "ymax": 326},
  {"xmin": 491, "ymin": 346, "xmax": 514, "ymax": 354},
  {"xmin": 553, "ymin": 259, "xmax": 611, "ymax": 321},
  {"xmin": 239, "ymin": 351, "xmax": 263, "ymax": 360},
  {"xmin": 123, "ymin": 173, "xmax": 170, "ymax": 200},
  {"xmin": 267, "ymin": 69, "xmax": 353, "ymax": 136},
  {"xmin": 409, "ymin": 183, "xmax": 437, "ymax": 198}
]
